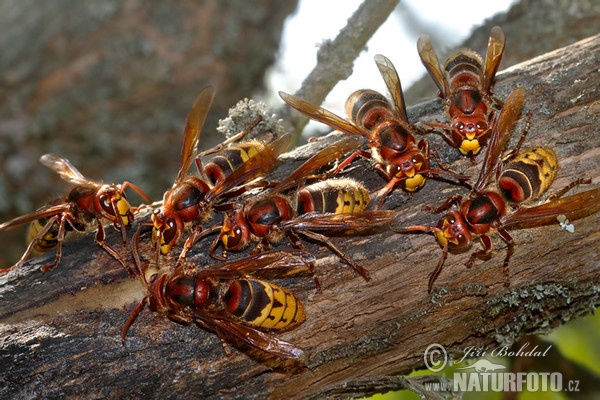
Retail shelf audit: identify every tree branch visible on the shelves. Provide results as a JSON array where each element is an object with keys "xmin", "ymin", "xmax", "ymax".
[
  {"xmin": 0, "ymin": 35, "xmax": 599, "ymax": 399},
  {"xmin": 277, "ymin": 0, "xmax": 401, "ymax": 144}
]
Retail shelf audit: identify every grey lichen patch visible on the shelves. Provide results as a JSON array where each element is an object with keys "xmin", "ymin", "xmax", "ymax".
[
  {"xmin": 429, "ymin": 287, "xmax": 449, "ymax": 306},
  {"xmin": 401, "ymin": 306, "xmax": 431, "ymax": 324},
  {"xmin": 486, "ymin": 283, "xmax": 574, "ymax": 317},
  {"xmin": 485, "ymin": 282, "xmax": 600, "ymax": 347},
  {"xmin": 217, "ymin": 98, "xmax": 287, "ymax": 141},
  {"xmin": 460, "ymin": 283, "xmax": 488, "ymax": 297}
]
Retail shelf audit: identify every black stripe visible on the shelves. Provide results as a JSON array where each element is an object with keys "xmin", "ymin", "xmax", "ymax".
[
  {"xmin": 505, "ymin": 161, "xmax": 542, "ymax": 199},
  {"xmin": 499, "ymin": 170, "xmax": 532, "ymax": 202},
  {"xmin": 240, "ymin": 280, "xmax": 272, "ymax": 323}
]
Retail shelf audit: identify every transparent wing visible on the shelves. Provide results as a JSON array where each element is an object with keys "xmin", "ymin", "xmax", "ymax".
[
  {"xmin": 270, "ymin": 135, "xmax": 364, "ymax": 194},
  {"xmin": 0, "ymin": 203, "xmax": 69, "ymax": 231},
  {"xmin": 482, "ymin": 26, "xmax": 506, "ymax": 91},
  {"xmin": 374, "ymin": 54, "xmax": 408, "ymax": 122},
  {"xmin": 417, "ymin": 35, "xmax": 450, "ymax": 97},
  {"xmin": 40, "ymin": 154, "xmax": 93, "ymax": 186},
  {"xmin": 194, "ymin": 312, "xmax": 305, "ymax": 360},
  {"xmin": 474, "ymin": 87, "xmax": 525, "ymax": 192},
  {"xmin": 501, "ymin": 188, "xmax": 600, "ymax": 229},
  {"xmin": 175, "ymin": 86, "xmax": 216, "ymax": 185},
  {"xmin": 279, "ymin": 91, "xmax": 369, "ymax": 138},
  {"xmin": 197, "ymin": 249, "xmax": 315, "ymax": 279},
  {"xmin": 280, "ymin": 210, "xmax": 397, "ymax": 233}
]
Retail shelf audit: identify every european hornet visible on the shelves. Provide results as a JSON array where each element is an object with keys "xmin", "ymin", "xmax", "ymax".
[
  {"xmin": 0, "ymin": 154, "xmax": 151, "ymax": 274},
  {"xmin": 212, "ymin": 136, "xmax": 398, "ymax": 281},
  {"xmin": 280, "ymin": 54, "xmax": 467, "ymax": 208},
  {"xmin": 123, "ymin": 227, "xmax": 314, "ymax": 362},
  {"xmin": 150, "ymin": 86, "xmax": 291, "ymax": 262},
  {"xmin": 396, "ymin": 87, "xmax": 600, "ymax": 292},
  {"xmin": 418, "ymin": 26, "xmax": 505, "ymax": 157}
]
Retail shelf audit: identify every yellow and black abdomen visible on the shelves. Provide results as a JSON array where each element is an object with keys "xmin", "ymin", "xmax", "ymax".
[
  {"xmin": 27, "ymin": 218, "xmax": 60, "ymax": 255},
  {"xmin": 498, "ymin": 147, "xmax": 558, "ymax": 204},
  {"xmin": 26, "ymin": 199, "xmax": 81, "ymax": 255},
  {"xmin": 224, "ymin": 279, "xmax": 305, "ymax": 332},
  {"xmin": 203, "ymin": 142, "xmax": 264, "ymax": 185},
  {"xmin": 295, "ymin": 178, "xmax": 370, "ymax": 215}
]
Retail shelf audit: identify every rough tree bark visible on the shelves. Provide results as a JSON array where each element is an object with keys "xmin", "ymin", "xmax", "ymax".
[{"xmin": 0, "ymin": 35, "xmax": 599, "ymax": 399}]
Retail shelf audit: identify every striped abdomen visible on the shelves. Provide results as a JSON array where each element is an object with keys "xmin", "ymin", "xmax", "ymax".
[
  {"xmin": 444, "ymin": 51, "xmax": 485, "ymax": 94},
  {"xmin": 27, "ymin": 218, "xmax": 60, "ymax": 254},
  {"xmin": 203, "ymin": 142, "xmax": 265, "ymax": 185},
  {"xmin": 296, "ymin": 178, "xmax": 370, "ymax": 215},
  {"xmin": 27, "ymin": 199, "xmax": 82, "ymax": 254},
  {"xmin": 499, "ymin": 147, "xmax": 558, "ymax": 204},
  {"xmin": 345, "ymin": 89, "xmax": 395, "ymax": 131},
  {"xmin": 224, "ymin": 279, "xmax": 305, "ymax": 331}
]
